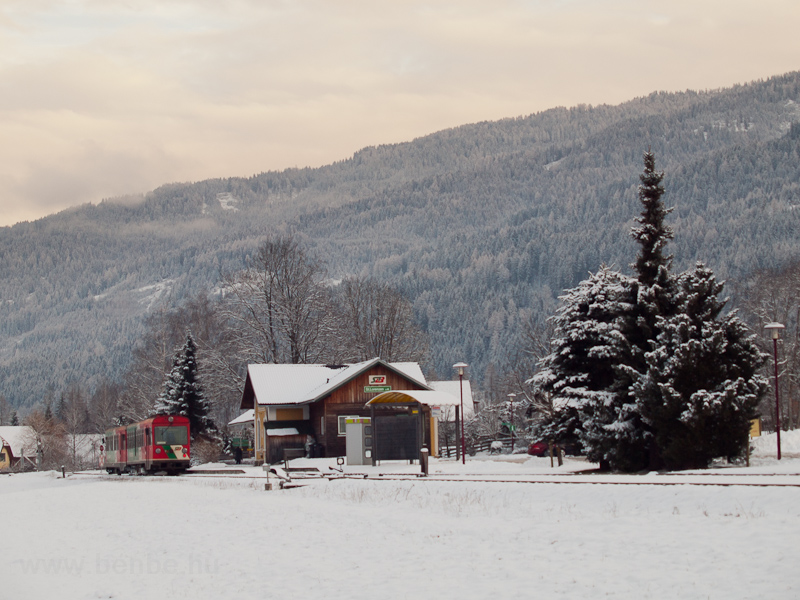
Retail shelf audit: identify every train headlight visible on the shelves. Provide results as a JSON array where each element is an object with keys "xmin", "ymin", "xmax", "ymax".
[{"xmin": 156, "ymin": 447, "xmax": 162, "ymax": 454}]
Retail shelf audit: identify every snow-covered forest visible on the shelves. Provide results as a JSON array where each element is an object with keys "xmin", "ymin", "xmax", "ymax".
[{"xmin": 2, "ymin": 72, "xmax": 800, "ymax": 435}]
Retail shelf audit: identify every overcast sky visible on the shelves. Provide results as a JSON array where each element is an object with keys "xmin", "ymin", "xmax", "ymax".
[{"xmin": 1, "ymin": 1, "xmax": 798, "ymax": 227}]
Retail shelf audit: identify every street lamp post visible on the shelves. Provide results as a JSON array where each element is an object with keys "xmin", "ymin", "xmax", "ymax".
[
  {"xmin": 764, "ymin": 322, "xmax": 785, "ymax": 460},
  {"xmin": 507, "ymin": 393, "xmax": 516, "ymax": 453},
  {"xmin": 453, "ymin": 362, "xmax": 468, "ymax": 465}
]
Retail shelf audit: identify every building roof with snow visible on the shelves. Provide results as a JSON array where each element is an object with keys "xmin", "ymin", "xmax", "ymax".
[
  {"xmin": 0, "ymin": 426, "xmax": 38, "ymax": 458},
  {"xmin": 228, "ymin": 409, "xmax": 254, "ymax": 426},
  {"xmin": 427, "ymin": 380, "xmax": 474, "ymax": 419},
  {"xmin": 241, "ymin": 358, "xmax": 429, "ymax": 408}
]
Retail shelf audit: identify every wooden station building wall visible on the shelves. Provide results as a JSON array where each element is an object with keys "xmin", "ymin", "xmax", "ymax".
[{"xmin": 311, "ymin": 365, "xmax": 427, "ymax": 458}]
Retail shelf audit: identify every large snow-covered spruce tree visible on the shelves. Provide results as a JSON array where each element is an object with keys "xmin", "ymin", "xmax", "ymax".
[
  {"xmin": 533, "ymin": 151, "xmax": 766, "ymax": 471},
  {"xmin": 153, "ymin": 332, "xmax": 216, "ymax": 439},
  {"xmin": 532, "ymin": 267, "xmax": 648, "ymax": 471},
  {"xmin": 633, "ymin": 264, "xmax": 766, "ymax": 470}
]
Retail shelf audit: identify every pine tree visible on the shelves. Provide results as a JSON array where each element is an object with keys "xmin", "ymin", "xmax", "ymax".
[
  {"xmin": 152, "ymin": 332, "xmax": 215, "ymax": 439},
  {"xmin": 534, "ymin": 152, "xmax": 766, "ymax": 471},
  {"xmin": 11, "ymin": 411, "xmax": 19, "ymax": 426},
  {"xmin": 631, "ymin": 150, "xmax": 673, "ymax": 288},
  {"xmin": 633, "ymin": 264, "xmax": 766, "ymax": 469},
  {"xmin": 532, "ymin": 266, "xmax": 648, "ymax": 470},
  {"xmin": 56, "ymin": 394, "xmax": 68, "ymax": 424},
  {"xmin": 625, "ymin": 150, "xmax": 680, "ymax": 469}
]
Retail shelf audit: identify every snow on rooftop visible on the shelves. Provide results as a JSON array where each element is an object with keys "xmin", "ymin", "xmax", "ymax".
[
  {"xmin": 0, "ymin": 426, "xmax": 37, "ymax": 457},
  {"xmin": 246, "ymin": 358, "xmax": 428, "ymax": 406},
  {"xmin": 228, "ymin": 409, "xmax": 254, "ymax": 426},
  {"xmin": 428, "ymin": 380, "xmax": 474, "ymax": 418},
  {"xmin": 266, "ymin": 427, "xmax": 300, "ymax": 436},
  {"xmin": 368, "ymin": 389, "xmax": 463, "ymax": 407}
]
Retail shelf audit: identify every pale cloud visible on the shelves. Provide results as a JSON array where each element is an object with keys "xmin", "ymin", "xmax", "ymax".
[{"xmin": 0, "ymin": 0, "xmax": 798, "ymax": 226}]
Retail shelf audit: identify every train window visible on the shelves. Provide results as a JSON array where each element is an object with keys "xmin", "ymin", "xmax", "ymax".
[{"xmin": 155, "ymin": 426, "xmax": 188, "ymax": 445}]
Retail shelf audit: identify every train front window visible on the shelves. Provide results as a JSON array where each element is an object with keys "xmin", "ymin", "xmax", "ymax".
[{"xmin": 155, "ymin": 426, "xmax": 188, "ymax": 445}]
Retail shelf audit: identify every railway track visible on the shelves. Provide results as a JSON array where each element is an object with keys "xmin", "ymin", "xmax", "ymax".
[{"xmin": 70, "ymin": 469, "xmax": 800, "ymax": 488}]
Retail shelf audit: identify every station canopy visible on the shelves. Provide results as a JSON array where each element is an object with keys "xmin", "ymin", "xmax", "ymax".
[{"xmin": 366, "ymin": 390, "xmax": 461, "ymax": 408}]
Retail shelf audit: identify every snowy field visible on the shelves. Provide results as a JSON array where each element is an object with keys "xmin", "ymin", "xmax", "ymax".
[{"xmin": 2, "ymin": 432, "xmax": 799, "ymax": 600}]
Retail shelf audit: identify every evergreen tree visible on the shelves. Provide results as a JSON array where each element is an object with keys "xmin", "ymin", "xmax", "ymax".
[
  {"xmin": 11, "ymin": 411, "xmax": 19, "ymax": 426},
  {"xmin": 532, "ymin": 266, "xmax": 647, "ymax": 470},
  {"xmin": 56, "ymin": 394, "xmax": 68, "ymax": 424},
  {"xmin": 625, "ymin": 150, "xmax": 680, "ymax": 469},
  {"xmin": 152, "ymin": 332, "xmax": 215, "ymax": 439},
  {"xmin": 631, "ymin": 150, "xmax": 673, "ymax": 288},
  {"xmin": 534, "ymin": 152, "xmax": 767, "ymax": 471},
  {"xmin": 633, "ymin": 264, "xmax": 766, "ymax": 469}
]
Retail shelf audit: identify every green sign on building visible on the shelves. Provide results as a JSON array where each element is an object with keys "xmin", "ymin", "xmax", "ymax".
[{"xmin": 364, "ymin": 385, "xmax": 391, "ymax": 393}]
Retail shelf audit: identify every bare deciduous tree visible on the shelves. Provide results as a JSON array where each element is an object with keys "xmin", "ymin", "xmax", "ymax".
[
  {"xmin": 221, "ymin": 235, "xmax": 335, "ymax": 365},
  {"xmin": 737, "ymin": 263, "xmax": 800, "ymax": 430},
  {"xmin": 0, "ymin": 395, "xmax": 11, "ymax": 426},
  {"xmin": 335, "ymin": 276, "xmax": 429, "ymax": 363},
  {"xmin": 88, "ymin": 379, "xmax": 123, "ymax": 433},
  {"xmin": 24, "ymin": 408, "xmax": 67, "ymax": 470}
]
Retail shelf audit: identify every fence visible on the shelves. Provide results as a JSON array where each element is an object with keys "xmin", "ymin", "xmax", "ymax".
[{"xmin": 439, "ymin": 436, "xmax": 517, "ymax": 457}]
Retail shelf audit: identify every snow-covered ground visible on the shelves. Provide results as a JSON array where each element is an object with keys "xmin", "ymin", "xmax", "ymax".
[{"xmin": 2, "ymin": 432, "xmax": 799, "ymax": 600}]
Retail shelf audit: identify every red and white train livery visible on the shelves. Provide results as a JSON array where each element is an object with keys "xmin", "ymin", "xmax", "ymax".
[{"xmin": 104, "ymin": 415, "xmax": 190, "ymax": 475}]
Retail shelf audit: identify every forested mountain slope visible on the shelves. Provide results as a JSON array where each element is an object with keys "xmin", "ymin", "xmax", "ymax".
[{"xmin": 2, "ymin": 72, "xmax": 800, "ymax": 409}]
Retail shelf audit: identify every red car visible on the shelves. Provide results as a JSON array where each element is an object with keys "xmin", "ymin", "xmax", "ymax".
[{"xmin": 527, "ymin": 441, "xmax": 550, "ymax": 457}]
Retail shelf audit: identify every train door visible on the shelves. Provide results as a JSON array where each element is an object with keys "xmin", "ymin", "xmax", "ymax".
[
  {"xmin": 120, "ymin": 432, "xmax": 127, "ymax": 466},
  {"xmin": 144, "ymin": 427, "xmax": 152, "ymax": 471},
  {"xmin": 127, "ymin": 426, "xmax": 139, "ymax": 467}
]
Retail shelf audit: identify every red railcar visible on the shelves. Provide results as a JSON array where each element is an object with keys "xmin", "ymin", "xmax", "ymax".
[{"xmin": 104, "ymin": 415, "xmax": 190, "ymax": 475}]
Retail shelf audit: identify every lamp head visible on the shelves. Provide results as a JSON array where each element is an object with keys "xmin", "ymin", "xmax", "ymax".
[
  {"xmin": 453, "ymin": 362, "xmax": 468, "ymax": 376},
  {"xmin": 764, "ymin": 322, "xmax": 785, "ymax": 340}
]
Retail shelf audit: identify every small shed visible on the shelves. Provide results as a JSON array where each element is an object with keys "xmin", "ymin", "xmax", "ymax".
[{"xmin": 366, "ymin": 390, "xmax": 461, "ymax": 463}]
